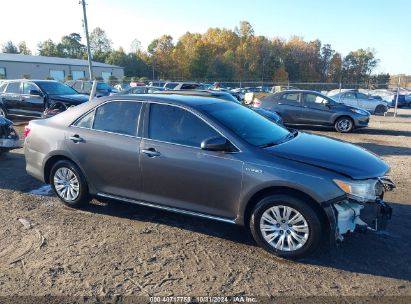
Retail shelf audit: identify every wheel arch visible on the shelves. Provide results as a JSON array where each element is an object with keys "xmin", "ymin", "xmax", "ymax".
[
  {"xmin": 333, "ymin": 114, "xmax": 354, "ymax": 125},
  {"xmin": 242, "ymin": 186, "xmax": 330, "ymax": 234}
]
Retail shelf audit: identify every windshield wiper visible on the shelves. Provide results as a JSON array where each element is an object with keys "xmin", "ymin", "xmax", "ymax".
[{"xmin": 259, "ymin": 141, "xmax": 279, "ymax": 148}]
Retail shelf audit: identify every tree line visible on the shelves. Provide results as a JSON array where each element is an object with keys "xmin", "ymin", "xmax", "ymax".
[{"xmin": 1, "ymin": 21, "xmax": 391, "ymax": 87}]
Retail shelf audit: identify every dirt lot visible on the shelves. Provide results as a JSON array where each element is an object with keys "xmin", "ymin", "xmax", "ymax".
[{"xmin": 0, "ymin": 108, "xmax": 410, "ymax": 299}]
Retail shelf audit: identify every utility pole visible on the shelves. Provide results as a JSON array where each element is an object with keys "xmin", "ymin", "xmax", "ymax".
[
  {"xmin": 81, "ymin": 0, "xmax": 93, "ymax": 80},
  {"xmin": 394, "ymin": 76, "xmax": 400, "ymax": 117}
]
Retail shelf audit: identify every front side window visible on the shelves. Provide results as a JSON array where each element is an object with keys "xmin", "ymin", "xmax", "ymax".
[
  {"xmin": 5, "ymin": 82, "xmax": 21, "ymax": 94},
  {"xmin": 342, "ymin": 92, "xmax": 356, "ymax": 100},
  {"xmin": 22, "ymin": 82, "xmax": 38, "ymax": 95},
  {"xmin": 148, "ymin": 104, "xmax": 218, "ymax": 148},
  {"xmin": 303, "ymin": 93, "xmax": 328, "ymax": 104},
  {"xmin": 93, "ymin": 101, "xmax": 141, "ymax": 136}
]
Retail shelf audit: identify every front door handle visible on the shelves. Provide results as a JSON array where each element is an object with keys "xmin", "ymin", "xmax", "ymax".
[
  {"xmin": 69, "ymin": 134, "xmax": 84, "ymax": 143},
  {"xmin": 142, "ymin": 148, "xmax": 161, "ymax": 157}
]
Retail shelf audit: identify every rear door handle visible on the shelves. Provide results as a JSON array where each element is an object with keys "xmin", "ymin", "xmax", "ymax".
[
  {"xmin": 142, "ymin": 148, "xmax": 161, "ymax": 157},
  {"xmin": 69, "ymin": 134, "xmax": 84, "ymax": 143}
]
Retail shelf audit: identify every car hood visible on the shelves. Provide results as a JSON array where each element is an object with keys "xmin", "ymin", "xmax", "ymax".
[
  {"xmin": 266, "ymin": 132, "xmax": 389, "ymax": 179},
  {"xmin": 49, "ymin": 94, "xmax": 89, "ymax": 105}
]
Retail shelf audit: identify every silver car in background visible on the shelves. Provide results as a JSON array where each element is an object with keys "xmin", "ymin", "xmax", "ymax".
[{"xmin": 328, "ymin": 90, "xmax": 388, "ymax": 114}]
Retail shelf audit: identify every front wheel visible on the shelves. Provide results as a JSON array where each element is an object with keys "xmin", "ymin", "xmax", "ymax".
[
  {"xmin": 50, "ymin": 160, "xmax": 90, "ymax": 207},
  {"xmin": 249, "ymin": 194, "xmax": 322, "ymax": 259},
  {"xmin": 334, "ymin": 117, "xmax": 354, "ymax": 133}
]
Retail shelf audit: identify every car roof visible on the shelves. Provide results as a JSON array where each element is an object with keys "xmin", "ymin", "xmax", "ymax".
[
  {"xmin": 272, "ymin": 89, "xmax": 324, "ymax": 95},
  {"xmin": 107, "ymin": 93, "xmax": 223, "ymax": 107}
]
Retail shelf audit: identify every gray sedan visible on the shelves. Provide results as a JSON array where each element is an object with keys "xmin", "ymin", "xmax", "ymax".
[{"xmin": 24, "ymin": 95, "xmax": 394, "ymax": 259}]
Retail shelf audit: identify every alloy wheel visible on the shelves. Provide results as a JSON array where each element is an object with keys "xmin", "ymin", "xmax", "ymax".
[
  {"xmin": 336, "ymin": 119, "xmax": 352, "ymax": 132},
  {"xmin": 259, "ymin": 205, "xmax": 309, "ymax": 252},
  {"xmin": 53, "ymin": 167, "xmax": 80, "ymax": 201}
]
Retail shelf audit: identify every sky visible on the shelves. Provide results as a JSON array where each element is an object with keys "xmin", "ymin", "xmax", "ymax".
[{"xmin": 0, "ymin": 0, "xmax": 410, "ymax": 74}]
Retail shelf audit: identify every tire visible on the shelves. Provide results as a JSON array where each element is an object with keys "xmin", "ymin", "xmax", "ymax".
[
  {"xmin": 249, "ymin": 194, "xmax": 322, "ymax": 259},
  {"xmin": 334, "ymin": 116, "xmax": 354, "ymax": 133},
  {"xmin": 50, "ymin": 160, "xmax": 90, "ymax": 208},
  {"xmin": 374, "ymin": 105, "xmax": 386, "ymax": 115},
  {"xmin": 0, "ymin": 106, "xmax": 6, "ymax": 118}
]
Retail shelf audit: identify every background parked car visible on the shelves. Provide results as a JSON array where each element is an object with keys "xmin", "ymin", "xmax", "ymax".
[
  {"xmin": 158, "ymin": 90, "xmax": 283, "ymax": 125},
  {"xmin": 0, "ymin": 116, "xmax": 19, "ymax": 154},
  {"xmin": 66, "ymin": 80, "xmax": 118, "ymax": 97},
  {"xmin": 0, "ymin": 80, "xmax": 89, "ymax": 119},
  {"xmin": 327, "ymin": 90, "xmax": 388, "ymax": 114},
  {"xmin": 390, "ymin": 94, "xmax": 411, "ymax": 108},
  {"xmin": 257, "ymin": 90, "xmax": 370, "ymax": 132}
]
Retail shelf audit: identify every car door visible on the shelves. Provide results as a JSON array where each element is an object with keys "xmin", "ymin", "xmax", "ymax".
[
  {"xmin": 21, "ymin": 82, "xmax": 44, "ymax": 118},
  {"xmin": 1, "ymin": 82, "xmax": 22, "ymax": 116},
  {"xmin": 356, "ymin": 93, "xmax": 374, "ymax": 111},
  {"xmin": 139, "ymin": 103, "xmax": 243, "ymax": 219},
  {"xmin": 299, "ymin": 93, "xmax": 334, "ymax": 125},
  {"xmin": 275, "ymin": 92, "xmax": 303, "ymax": 123},
  {"xmin": 340, "ymin": 92, "xmax": 358, "ymax": 107},
  {"xmin": 66, "ymin": 100, "xmax": 143, "ymax": 199}
]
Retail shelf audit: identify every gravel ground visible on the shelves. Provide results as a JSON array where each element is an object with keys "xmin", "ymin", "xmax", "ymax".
[{"xmin": 0, "ymin": 108, "xmax": 410, "ymax": 299}]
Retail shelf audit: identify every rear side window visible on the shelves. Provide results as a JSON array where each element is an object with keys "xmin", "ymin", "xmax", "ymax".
[
  {"xmin": 5, "ymin": 82, "xmax": 21, "ymax": 94},
  {"xmin": 93, "ymin": 101, "xmax": 142, "ymax": 136},
  {"xmin": 148, "ymin": 104, "xmax": 218, "ymax": 148},
  {"xmin": 75, "ymin": 110, "xmax": 95, "ymax": 129},
  {"xmin": 282, "ymin": 93, "xmax": 300, "ymax": 102}
]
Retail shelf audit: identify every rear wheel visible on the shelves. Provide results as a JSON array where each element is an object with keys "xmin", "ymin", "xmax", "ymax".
[
  {"xmin": 374, "ymin": 105, "xmax": 386, "ymax": 115},
  {"xmin": 50, "ymin": 160, "xmax": 90, "ymax": 207},
  {"xmin": 334, "ymin": 116, "xmax": 354, "ymax": 133},
  {"xmin": 249, "ymin": 194, "xmax": 322, "ymax": 259}
]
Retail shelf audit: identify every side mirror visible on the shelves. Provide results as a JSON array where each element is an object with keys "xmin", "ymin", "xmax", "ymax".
[
  {"xmin": 201, "ymin": 136, "xmax": 232, "ymax": 152},
  {"xmin": 30, "ymin": 89, "xmax": 42, "ymax": 96}
]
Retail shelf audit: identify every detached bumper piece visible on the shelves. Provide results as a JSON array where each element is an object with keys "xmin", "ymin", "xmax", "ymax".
[{"xmin": 333, "ymin": 199, "xmax": 392, "ymax": 241}]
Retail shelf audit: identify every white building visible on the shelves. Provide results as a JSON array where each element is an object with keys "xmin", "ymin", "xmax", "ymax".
[{"xmin": 0, "ymin": 53, "xmax": 124, "ymax": 81}]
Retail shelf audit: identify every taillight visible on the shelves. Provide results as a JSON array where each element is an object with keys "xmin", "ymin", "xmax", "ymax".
[
  {"xmin": 24, "ymin": 125, "xmax": 30, "ymax": 138},
  {"xmin": 253, "ymin": 98, "xmax": 262, "ymax": 107}
]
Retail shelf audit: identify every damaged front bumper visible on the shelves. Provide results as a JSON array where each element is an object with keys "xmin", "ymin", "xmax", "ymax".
[{"xmin": 323, "ymin": 177, "xmax": 395, "ymax": 244}]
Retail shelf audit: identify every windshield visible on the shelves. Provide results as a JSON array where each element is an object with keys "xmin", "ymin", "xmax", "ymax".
[
  {"xmin": 199, "ymin": 102, "xmax": 291, "ymax": 147},
  {"xmin": 97, "ymin": 82, "xmax": 111, "ymax": 90},
  {"xmin": 37, "ymin": 82, "xmax": 78, "ymax": 95}
]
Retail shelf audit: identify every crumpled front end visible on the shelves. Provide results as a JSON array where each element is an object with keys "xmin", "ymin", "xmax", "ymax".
[{"xmin": 326, "ymin": 177, "xmax": 395, "ymax": 242}]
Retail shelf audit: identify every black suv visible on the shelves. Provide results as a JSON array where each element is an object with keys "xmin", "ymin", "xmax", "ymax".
[
  {"xmin": 0, "ymin": 80, "xmax": 89, "ymax": 119},
  {"xmin": 257, "ymin": 90, "xmax": 370, "ymax": 132}
]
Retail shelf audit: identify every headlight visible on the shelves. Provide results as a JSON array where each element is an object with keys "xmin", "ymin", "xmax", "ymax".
[
  {"xmin": 334, "ymin": 179, "xmax": 379, "ymax": 202},
  {"xmin": 350, "ymin": 108, "xmax": 368, "ymax": 115}
]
